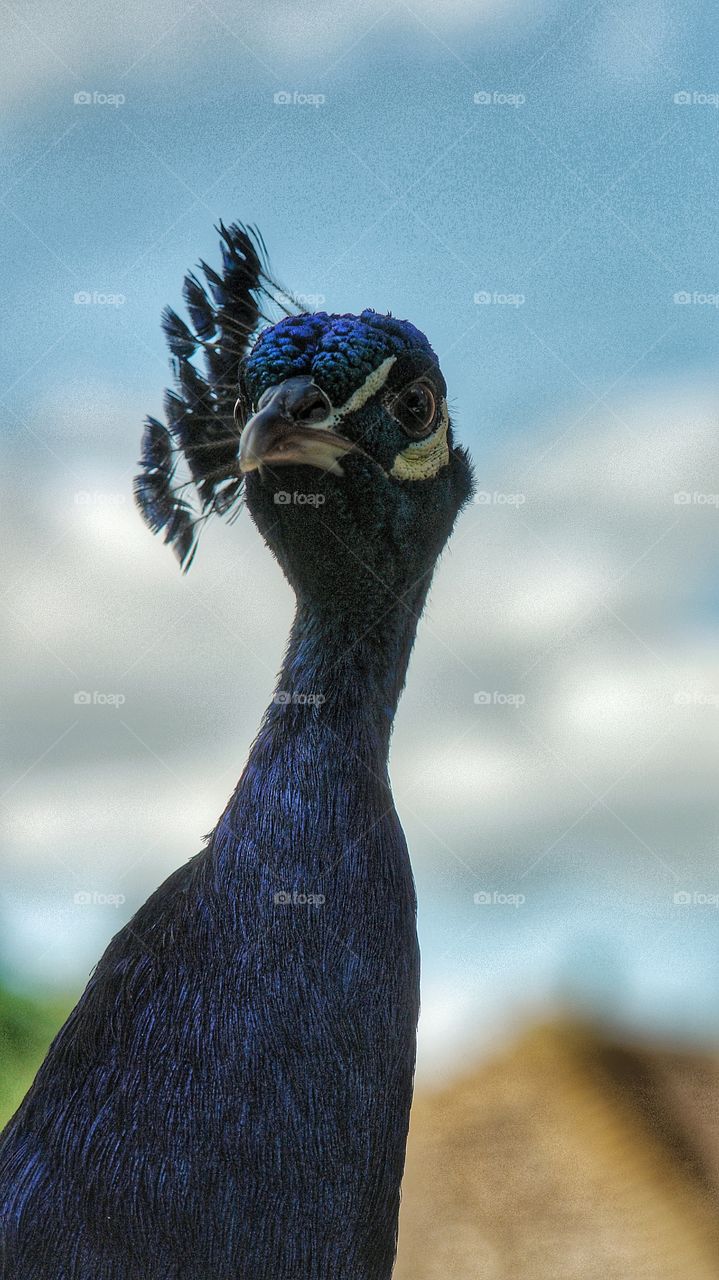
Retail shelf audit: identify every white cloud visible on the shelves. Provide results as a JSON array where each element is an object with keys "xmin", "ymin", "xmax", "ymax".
[
  {"xmin": 590, "ymin": 0, "xmax": 672, "ymax": 85},
  {"xmin": 1, "ymin": 0, "xmax": 539, "ymax": 112}
]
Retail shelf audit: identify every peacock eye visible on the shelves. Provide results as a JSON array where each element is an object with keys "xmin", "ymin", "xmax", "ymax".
[
  {"xmin": 290, "ymin": 385, "xmax": 331, "ymax": 423},
  {"xmin": 389, "ymin": 380, "xmax": 437, "ymax": 438}
]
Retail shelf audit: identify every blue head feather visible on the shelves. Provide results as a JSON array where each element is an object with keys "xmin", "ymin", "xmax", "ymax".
[{"xmin": 245, "ymin": 309, "xmax": 438, "ymax": 406}]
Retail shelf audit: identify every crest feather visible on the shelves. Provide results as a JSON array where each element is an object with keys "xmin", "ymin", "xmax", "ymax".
[{"xmin": 134, "ymin": 222, "xmax": 298, "ymax": 569}]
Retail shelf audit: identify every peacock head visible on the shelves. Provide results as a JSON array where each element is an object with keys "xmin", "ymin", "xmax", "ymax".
[
  {"xmin": 135, "ymin": 225, "xmax": 474, "ymax": 622},
  {"xmin": 237, "ymin": 310, "xmax": 474, "ymax": 617}
]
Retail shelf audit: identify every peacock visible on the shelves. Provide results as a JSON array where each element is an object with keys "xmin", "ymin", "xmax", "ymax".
[{"xmin": 0, "ymin": 222, "xmax": 473, "ymax": 1279}]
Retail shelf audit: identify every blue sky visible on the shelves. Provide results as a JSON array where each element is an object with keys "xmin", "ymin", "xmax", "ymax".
[
  {"xmin": 2, "ymin": 0, "xmax": 719, "ymax": 1076},
  {"xmin": 4, "ymin": 0, "xmax": 718, "ymax": 452}
]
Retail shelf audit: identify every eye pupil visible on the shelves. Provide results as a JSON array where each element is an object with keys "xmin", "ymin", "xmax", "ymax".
[
  {"xmin": 295, "ymin": 393, "xmax": 329, "ymax": 423},
  {"xmin": 391, "ymin": 380, "xmax": 436, "ymax": 437}
]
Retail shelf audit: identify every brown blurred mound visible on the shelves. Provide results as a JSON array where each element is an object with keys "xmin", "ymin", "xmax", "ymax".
[{"xmin": 396, "ymin": 1021, "xmax": 719, "ymax": 1280}]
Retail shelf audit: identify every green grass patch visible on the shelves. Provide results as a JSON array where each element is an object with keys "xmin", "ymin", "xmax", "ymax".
[{"xmin": 0, "ymin": 985, "xmax": 75, "ymax": 1129}]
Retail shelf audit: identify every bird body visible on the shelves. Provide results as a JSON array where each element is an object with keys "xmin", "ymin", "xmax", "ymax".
[
  {"xmin": 1, "ymin": 607, "xmax": 420, "ymax": 1278},
  {"xmin": 0, "ymin": 226, "xmax": 472, "ymax": 1279}
]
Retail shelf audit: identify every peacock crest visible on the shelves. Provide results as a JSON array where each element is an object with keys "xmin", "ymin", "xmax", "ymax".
[{"xmin": 133, "ymin": 222, "xmax": 297, "ymax": 570}]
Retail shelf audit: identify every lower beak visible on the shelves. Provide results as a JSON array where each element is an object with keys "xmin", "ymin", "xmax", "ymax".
[{"xmin": 238, "ymin": 410, "xmax": 354, "ymax": 477}]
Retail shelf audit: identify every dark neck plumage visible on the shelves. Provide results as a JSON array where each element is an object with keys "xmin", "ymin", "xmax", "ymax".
[
  {"xmin": 217, "ymin": 576, "xmax": 433, "ymax": 848},
  {"xmin": 270, "ymin": 580, "xmax": 430, "ymax": 753}
]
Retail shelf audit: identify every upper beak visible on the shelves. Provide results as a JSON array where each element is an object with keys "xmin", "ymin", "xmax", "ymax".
[{"xmin": 238, "ymin": 381, "xmax": 354, "ymax": 477}]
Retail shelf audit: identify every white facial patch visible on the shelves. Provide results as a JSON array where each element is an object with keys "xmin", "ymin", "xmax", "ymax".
[
  {"xmin": 389, "ymin": 401, "xmax": 450, "ymax": 481},
  {"xmin": 281, "ymin": 355, "xmax": 449, "ymax": 480}
]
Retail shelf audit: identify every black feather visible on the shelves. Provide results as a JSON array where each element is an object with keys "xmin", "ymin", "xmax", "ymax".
[
  {"xmin": 183, "ymin": 273, "xmax": 216, "ymax": 340},
  {"xmin": 134, "ymin": 222, "xmax": 297, "ymax": 569},
  {"xmin": 140, "ymin": 416, "xmax": 172, "ymax": 473},
  {"xmin": 161, "ymin": 307, "xmax": 197, "ymax": 359},
  {"xmin": 162, "ymin": 389, "xmax": 187, "ymax": 433},
  {"xmin": 133, "ymin": 416, "xmax": 197, "ymax": 571}
]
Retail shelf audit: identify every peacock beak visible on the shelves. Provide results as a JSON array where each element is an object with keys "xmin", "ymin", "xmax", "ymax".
[{"xmin": 238, "ymin": 377, "xmax": 354, "ymax": 477}]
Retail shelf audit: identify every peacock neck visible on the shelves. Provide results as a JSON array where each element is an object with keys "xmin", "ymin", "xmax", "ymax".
[
  {"xmin": 266, "ymin": 579, "xmax": 431, "ymax": 762},
  {"xmin": 214, "ymin": 576, "xmax": 434, "ymax": 854}
]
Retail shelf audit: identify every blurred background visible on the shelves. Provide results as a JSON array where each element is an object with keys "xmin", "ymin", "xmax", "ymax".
[{"xmin": 2, "ymin": 1, "xmax": 719, "ymax": 1270}]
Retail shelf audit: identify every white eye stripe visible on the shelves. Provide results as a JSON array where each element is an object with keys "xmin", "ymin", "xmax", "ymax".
[
  {"xmin": 252, "ymin": 357, "xmax": 399, "ymax": 427},
  {"xmin": 253, "ymin": 357, "xmax": 415, "ymax": 432},
  {"xmin": 299, "ymin": 356, "xmax": 398, "ymax": 431},
  {"xmin": 251, "ymin": 356, "xmax": 450, "ymax": 480}
]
